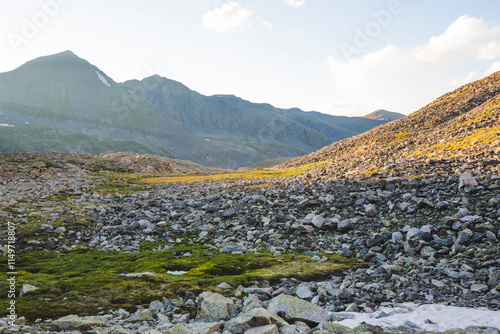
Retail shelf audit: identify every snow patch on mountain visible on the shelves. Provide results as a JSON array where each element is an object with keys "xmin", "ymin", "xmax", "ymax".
[{"xmin": 96, "ymin": 71, "xmax": 110, "ymax": 87}]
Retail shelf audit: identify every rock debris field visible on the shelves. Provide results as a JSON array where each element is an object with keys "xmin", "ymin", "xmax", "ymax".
[{"xmin": 0, "ymin": 151, "xmax": 499, "ymax": 333}]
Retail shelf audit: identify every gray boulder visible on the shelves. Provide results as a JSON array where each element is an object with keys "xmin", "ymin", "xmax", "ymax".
[
  {"xmin": 224, "ymin": 307, "xmax": 288, "ymax": 334},
  {"xmin": 267, "ymin": 294, "xmax": 329, "ymax": 326},
  {"xmin": 51, "ymin": 315, "xmax": 106, "ymax": 332},
  {"xmin": 197, "ymin": 292, "xmax": 238, "ymax": 322}
]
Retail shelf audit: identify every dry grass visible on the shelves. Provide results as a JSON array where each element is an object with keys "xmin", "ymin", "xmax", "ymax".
[{"xmin": 143, "ymin": 161, "xmax": 331, "ymax": 184}]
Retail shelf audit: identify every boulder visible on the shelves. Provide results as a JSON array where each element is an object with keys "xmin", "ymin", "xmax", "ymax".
[
  {"xmin": 224, "ymin": 307, "xmax": 288, "ymax": 334},
  {"xmin": 197, "ymin": 292, "xmax": 238, "ymax": 322},
  {"xmin": 126, "ymin": 309, "xmax": 154, "ymax": 322},
  {"xmin": 51, "ymin": 315, "xmax": 106, "ymax": 332},
  {"xmin": 316, "ymin": 322, "xmax": 351, "ymax": 334},
  {"xmin": 459, "ymin": 172, "xmax": 478, "ymax": 188},
  {"xmin": 267, "ymin": 294, "xmax": 329, "ymax": 326}
]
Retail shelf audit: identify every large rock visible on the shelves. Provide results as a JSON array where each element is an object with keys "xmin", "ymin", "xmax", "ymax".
[
  {"xmin": 224, "ymin": 307, "xmax": 288, "ymax": 334},
  {"xmin": 245, "ymin": 324, "xmax": 279, "ymax": 334},
  {"xmin": 51, "ymin": 315, "xmax": 106, "ymax": 331},
  {"xmin": 267, "ymin": 294, "xmax": 329, "ymax": 326},
  {"xmin": 126, "ymin": 309, "xmax": 154, "ymax": 322},
  {"xmin": 197, "ymin": 292, "xmax": 238, "ymax": 322},
  {"xmin": 316, "ymin": 322, "xmax": 351, "ymax": 334},
  {"xmin": 185, "ymin": 322, "xmax": 222, "ymax": 334},
  {"xmin": 459, "ymin": 172, "xmax": 478, "ymax": 188},
  {"xmin": 169, "ymin": 325, "xmax": 195, "ymax": 334},
  {"xmin": 243, "ymin": 295, "xmax": 265, "ymax": 313}
]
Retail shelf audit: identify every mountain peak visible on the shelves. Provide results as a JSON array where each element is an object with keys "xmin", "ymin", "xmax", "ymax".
[
  {"xmin": 363, "ymin": 109, "xmax": 404, "ymax": 121},
  {"xmin": 17, "ymin": 50, "xmax": 87, "ymax": 71}
]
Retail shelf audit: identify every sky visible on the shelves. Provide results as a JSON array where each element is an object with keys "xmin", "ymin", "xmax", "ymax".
[{"xmin": 1, "ymin": 1, "xmax": 500, "ymax": 116}]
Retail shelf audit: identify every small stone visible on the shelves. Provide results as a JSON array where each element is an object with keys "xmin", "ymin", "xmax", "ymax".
[
  {"xmin": 470, "ymin": 284, "xmax": 489, "ymax": 293},
  {"xmin": 486, "ymin": 231, "xmax": 497, "ymax": 241},
  {"xmin": 392, "ymin": 232, "xmax": 403, "ymax": 243},
  {"xmin": 20, "ymin": 284, "xmax": 38, "ymax": 297},
  {"xmin": 420, "ymin": 246, "xmax": 436, "ymax": 259},
  {"xmin": 296, "ymin": 285, "xmax": 314, "ymax": 300},
  {"xmin": 311, "ymin": 215, "xmax": 325, "ymax": 229}
]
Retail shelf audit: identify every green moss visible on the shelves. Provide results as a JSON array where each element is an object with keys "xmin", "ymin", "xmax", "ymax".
[{"xmin": 0, "ymin": 246, "xmax": 359, "ymax": 321}]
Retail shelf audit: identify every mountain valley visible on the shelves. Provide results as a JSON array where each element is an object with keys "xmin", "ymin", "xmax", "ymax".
[{"xmin": 0, "ymin": 71, "xmax": 499, "ymax": 333}]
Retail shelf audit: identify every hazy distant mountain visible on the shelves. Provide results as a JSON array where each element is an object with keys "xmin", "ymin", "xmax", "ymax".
[
  {"xmin": 363, "ymin": 109, "xmax": 405, "ymax": 121},
  {"xmin": 0, "ymin": 51, "xmax": 391, "ymax": 168}
]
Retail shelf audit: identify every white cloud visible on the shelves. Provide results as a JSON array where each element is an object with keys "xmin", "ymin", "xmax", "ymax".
[
  {"xmin": 327, "ymin": 15, "xmax": 500, "ymax": 115},
  {"xmin": 415, "ymin": 15, "xmax": 500, "ymax": 62},
  {"xmin": 449, "ymin": 71, "xmax": 480, "ymax": 87},
  {"xmin": 284, "ymin": 0, "xmax": 305, "ymax": 8},
  {"xmin": 484, "ymin": 61, "xmax": 500, "ymax": 76},
  {"xmin": 202, "ymin": 2, "xmax": 253, "ymax": 32},
  {"xmin": 478, "ymin": 42, "xmax": 500, "ymax": 60},
  {"xmin": 261, "ymin": 21, "xmax": 273, "ymax": 31}
]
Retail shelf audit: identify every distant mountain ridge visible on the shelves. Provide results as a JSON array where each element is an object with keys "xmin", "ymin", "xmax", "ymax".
[
  {"xmin": 0, "ymin": 50, "xmax": 392, "ymax": 168},
  {"xmin": 363, "ymin": 109, "xmax": 404, "ymax": 121}
]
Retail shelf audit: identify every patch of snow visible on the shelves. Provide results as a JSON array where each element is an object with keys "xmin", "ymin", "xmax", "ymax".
[
  {"xmin": 128, "ymin": 90, "xmax": 133, "ymax": 94},
  {"xmin": 120, "ymin": 272, "xmax": 158, "ymax": 278},
  {"xmin": 0, "ymin": 123, "xmax": 14, "ymax": 127},
  {"xmin": 96, "ymin": 70, "xmax": 111, "ymax": 87},
  {"xmin": 335, "ymin": 303, "xmax": 500, "ymax": 331},
  {"xmin": 204, "ymin": 138, "xmax": 210, "ymax": 141},
  {"xmin": 167, "ymin": 270, "xmax": 187, "ymax": 276},
  {"xmin": 25, "ymin": 122, "xmax": 30, "ymax": 124}
]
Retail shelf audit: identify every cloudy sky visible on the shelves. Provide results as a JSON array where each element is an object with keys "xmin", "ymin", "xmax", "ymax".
[{"xmin": 1, "ymin": 0, "xmax": 500, "ymax": 116}]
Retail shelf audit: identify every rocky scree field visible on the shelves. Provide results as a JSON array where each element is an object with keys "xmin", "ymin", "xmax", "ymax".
[{"xmin": 0, "ymin": 74, "xmax": 500, "ymax": 333}]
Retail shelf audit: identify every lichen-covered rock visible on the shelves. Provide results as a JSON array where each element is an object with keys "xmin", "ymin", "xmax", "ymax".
[
  {"xmin": 315, "ymin": 322, "xmax": 351, "ymax": 334},
  {"xmin": 243, "ymin": 295, "xmax": 265, "ymax": 313},
  {"xmin": 197, "ymin": 292, "xmax": 238, "ymax": 322},
  {"xmin": 169, "ymin": 324, "xmax": 195, "ymax": 334},
  {"xmin": 348, "ymin": 323, "xmax": 384, "ymax": 334},
  {"xmin": 267, "ymin": 294, "xmax": 329, "ymax": 326},
  {"xmin": 224, "ymin": 307, "xmax": 288, "ymax": 334}
]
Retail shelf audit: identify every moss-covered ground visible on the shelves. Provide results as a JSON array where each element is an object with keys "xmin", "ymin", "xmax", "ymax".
[{"xmin": 0, "ymin": 244, "xmax": 358, "ymax": 321}]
